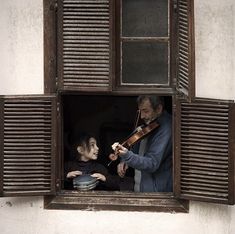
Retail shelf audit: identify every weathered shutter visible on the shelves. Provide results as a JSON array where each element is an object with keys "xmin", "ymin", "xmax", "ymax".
[
  {"xmin": 174, "ymin": 98, "xmax": 235, "ymax": 204},
  {"xmin": 58, "ymin": 0, "xmax": 112, "ymax": 91},
  {"xmin": 176, "ymin": 0, "xmax": 195, "ymax": 100},
  {"xmin": 0, "ymin": 96, "xmax": 57, "ymax": 196}
]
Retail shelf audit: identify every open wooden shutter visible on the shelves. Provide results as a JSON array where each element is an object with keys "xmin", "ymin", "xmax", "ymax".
[
  {"xmin": 176, "ymin": 0, "xmax": 195, "ymax": 100},
  {"xmin": 0, "ymin": 96, "xmax": 57, "ymax": 196},
  {"xmin": 58, "ymin": 0, "xmax": 112, "ymax": 91},
  {"xmin": 174, "ymin": 98, "xmax": 235, "ymax": 204}
]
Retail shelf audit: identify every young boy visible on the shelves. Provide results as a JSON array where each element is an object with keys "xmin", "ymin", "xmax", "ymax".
[{"xmin": 64, "ymin": 132, "xmax": 120, "ymax": 191}]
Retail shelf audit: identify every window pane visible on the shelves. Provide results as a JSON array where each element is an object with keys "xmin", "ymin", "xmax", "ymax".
[
  {"xmin": 122, "ymin": 0, "xmax": 168, "ymax": 37},
  {"xmin": 122, "ymin": 42, "xmax": 168, "ymax": 84}
]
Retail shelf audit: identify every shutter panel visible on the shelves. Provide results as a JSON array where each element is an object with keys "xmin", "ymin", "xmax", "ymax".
[
  {"xmin": 58, "ymin": 0, "xmax": 112, "ymax": 91},
  {"xmin": 176, "ymin": 0, "xmax": 195, "ymax": 99},
  {"xmin": 174, "ymin": 98, "xmax": 235, "ymax": 204},
  {"xmin": 0, "ymin": 96, "xmax": 56, "ymax": 196}
]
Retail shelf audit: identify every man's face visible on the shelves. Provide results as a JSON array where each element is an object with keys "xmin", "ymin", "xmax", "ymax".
[{"xmin": 138, "ymin": 98, "xmax": 162, "ymax": 124}]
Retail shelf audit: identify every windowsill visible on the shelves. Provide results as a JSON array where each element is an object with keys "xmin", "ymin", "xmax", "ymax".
[{"xmin": 44, "ymin": 190, "xmax": 189, "ymax": 213}]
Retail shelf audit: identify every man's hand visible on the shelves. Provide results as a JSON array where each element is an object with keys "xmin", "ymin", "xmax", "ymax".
[
  {"xmin": 117, "ymin": 162, "xmax": 128, "ymax": 178},
  {"xmin": 112, "ymin": 142, "xmax": 128, "ymax": 156},
  {"xmin": 66, "ymin": 170, "xmax": 82, "ymax": 178}
]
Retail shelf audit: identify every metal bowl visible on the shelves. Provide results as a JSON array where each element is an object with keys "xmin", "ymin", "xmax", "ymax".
[{"xmin": 73, "ymin": 174, "xmax": 99, "ymax": 191}]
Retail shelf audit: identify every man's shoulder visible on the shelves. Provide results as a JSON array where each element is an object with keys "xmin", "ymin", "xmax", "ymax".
[{"xmin": 159, "ymin": 111, "xmax": 172, "ymax": 128}]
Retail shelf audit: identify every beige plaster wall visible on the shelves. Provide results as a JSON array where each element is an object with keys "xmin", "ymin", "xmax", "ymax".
[
  {"xmin": 0, "ymin": 197, "xmax": 233, "ymax": 234},
  {"xmin": 195, "ymin": 0, "xmax": 235, "ymax": 100},
  {"xmin": 0, "ymin": 0, "xmax": 43, "ymax": 95}
]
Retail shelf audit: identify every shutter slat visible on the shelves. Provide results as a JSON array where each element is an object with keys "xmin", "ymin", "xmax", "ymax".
[
  {"xmin": 177, "ymin": 0, "xmax": 195, "ymax": 99},
  {"xmin": 1, "ymin": 97, "xmax": 56, "ymax": 196},
  {"xmin": 176, "ymin": 99, "xmax": 234, "ymax": 204},
  {"xmin": 61, "ymin": 0, "xmax": 111, "ymax": 90}
]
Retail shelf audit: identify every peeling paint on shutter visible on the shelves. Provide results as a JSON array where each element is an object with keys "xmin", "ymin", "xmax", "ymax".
[
  {"xmin": 0, "ymin": 96, "xmax": 56, "ymax": 196},
  {"xmin": 175, "ymin": 99, "xmax": 235, "ymax": 204},
  {"xmin": 177, "ymin": 0, "xmax": 195, "ymax": 99},
  {"xmin": 59, "ymin": 0, "xmax": 112, "ymax": 91}
]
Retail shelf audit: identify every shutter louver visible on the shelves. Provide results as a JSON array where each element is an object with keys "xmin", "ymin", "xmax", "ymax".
[
  {"xmin": 175, "ymin": 99, "xmax": 235, "ymax": 204},
  {"xmin": 1, "ymin": 97, "xmax": 56, "ymax": 196},
  {"xmin": 177, "ymin": 0, "xmax": 195, "ymax": 99},
  {"xmin": 61, "ymin": 0, "xmax": 111, "ymax": 91}
]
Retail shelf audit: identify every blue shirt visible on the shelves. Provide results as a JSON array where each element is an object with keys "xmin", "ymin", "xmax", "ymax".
[{"xmin": 121, "ymin": 111, "xmax": 173, "ymax": 192}]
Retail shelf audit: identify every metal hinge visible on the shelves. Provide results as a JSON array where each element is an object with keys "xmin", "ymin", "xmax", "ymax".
[
  {"xmin": 56, "ymin": 178, "xmax": 60, "ymax": 190},
  {"xmin": 55, "ymin": 76, "xmax": 59, "ymax": 91},
  {"xmin": 173, "ymin": 0, "xmax": 178, "ymax": 12},
  {"xmin": 56, "ymin": 99, "xmax": 60, "ymax": 114},
  {"xmin": 50, "ymin": 0, "xmax": 58, "ymax": 12}
]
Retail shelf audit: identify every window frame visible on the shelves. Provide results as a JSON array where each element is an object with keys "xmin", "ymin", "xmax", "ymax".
[
  {"xmin": 114, "ymin": 0, "xmax": 175, "ymax": 93},
  {"xmin": 43, "ymin": 97, "xmax": 189, "ymax": 213},
  {"xmin": 44, "ymin": 91, "xmax": 189, "ymax": 213},
  {"xmin": 42, "ymin": 0, "xmax": 188, "ymax": 212}
]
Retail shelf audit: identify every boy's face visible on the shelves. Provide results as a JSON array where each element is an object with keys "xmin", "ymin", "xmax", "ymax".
[{"xmin": 79, "ymin": 137, "xmax": 99, "ymax": 161}]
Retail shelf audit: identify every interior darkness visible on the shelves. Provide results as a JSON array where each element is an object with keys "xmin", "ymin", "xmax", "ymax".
[{"xmin": 62, "ymin": 94, "xmax": 172, "ymax": 190}]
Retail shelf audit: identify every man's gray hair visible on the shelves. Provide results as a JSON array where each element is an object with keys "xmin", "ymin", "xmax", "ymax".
[{"xmin": 137, "ymin": 95, "xmax": 164, "ymax": 110}]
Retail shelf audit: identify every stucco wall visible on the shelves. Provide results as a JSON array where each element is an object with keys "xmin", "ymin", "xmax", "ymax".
[
  {"xmin": 0, "ymin": 0, "xmax": 43, "ymax": 95},
  {"xmin": 195, "ymin": 0, "xmax": 235, "ymax": 100},
  {"xmin": 0, "ymin": 197, "xmax": 234, "ymax": 234},
  {"xmin": 0, "ymin": 0, "xmax": 235, "ymax": 234}
]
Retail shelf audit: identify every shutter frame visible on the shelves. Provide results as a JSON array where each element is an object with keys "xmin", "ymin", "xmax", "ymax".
[
  {"xmin": 0, "ymin": 95, "xmax": 57, "ymax": 197},
  {"xmin": 176, "ymin": 0, "xmax": 195, "ymax": 100},
  {"xmin": 58, "ymin": 0, "xmax": 113, "ymax": 91},
  {"xmin": 0, "ymin": 99, "xmax": 4, "ymax": 196},
  {"xmin": 174, "ymin": 97, "xmax": 235, "ymax": 204},
  {"xmin": 228, "ymin": 103, "xmax": 235, "ymax": 204}
]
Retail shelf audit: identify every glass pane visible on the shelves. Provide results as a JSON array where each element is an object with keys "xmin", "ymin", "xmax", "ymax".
[
  {"xmin": 122, "ymin": 42, "xmax": 168, "ymax": 84},
  {"xmin": 122, "ymin": 0, "xmax": 168, "ymax": 37}
]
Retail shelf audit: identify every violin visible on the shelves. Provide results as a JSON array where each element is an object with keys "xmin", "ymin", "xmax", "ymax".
[{"xmin": 108, "ymin": 119, "xmax": 160, "ymax": 163}]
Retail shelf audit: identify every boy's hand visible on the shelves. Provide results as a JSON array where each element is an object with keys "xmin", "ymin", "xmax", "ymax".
[
  {"xmin": 66, "ymin": 170, "xmax": 82, "ymax": 178},
  {"xmin": 91, "ymin": 173, "xmax": 106, "ymax": 182}
]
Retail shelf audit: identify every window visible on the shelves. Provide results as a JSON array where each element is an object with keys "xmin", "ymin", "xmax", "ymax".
[
  {"xmin": 116, "ymin": 0, "xmax": 170, "ymax": 87},
  {"xmin": 1, "ymin": 0, "xmax": 235, "ymax": 212}
]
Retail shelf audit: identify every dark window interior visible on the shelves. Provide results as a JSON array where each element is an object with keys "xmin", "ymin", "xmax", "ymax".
[
  {"xmin": 120, "ymin": 0, "xmax": 170, "ymax": 86},
  {"xmin": 122, "ymin": 0, "xmax": 168, "ymax": 37},
  {"xmin": 62, "ymin": 94, "xmax": 172, "ymax": 191},
  {"xmin": 122, "ymin": 42, "xmax": 169, "ymax": 84}
]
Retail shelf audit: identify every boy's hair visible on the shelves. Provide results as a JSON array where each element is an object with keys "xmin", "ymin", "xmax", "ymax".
[
  {"xmin": 137, "ymin": 95, "xmax": 164, "ymax": 110},
  {"xmin": 70, "ymin": 132, "xmax": 95, "ymax": 160}
]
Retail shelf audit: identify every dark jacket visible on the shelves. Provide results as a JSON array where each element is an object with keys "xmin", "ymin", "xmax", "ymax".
[
  {"xmin": 64, "ymin": 160, "xmax": 120, "ymax": 191},
  {"xmin": 121, "ymin": 111, "xmax": 173, "ymax": 192}
]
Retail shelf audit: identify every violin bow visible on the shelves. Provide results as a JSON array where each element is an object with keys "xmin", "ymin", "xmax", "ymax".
[{"xmin": 133, "ymin": 110, "xmax": 140, "ymax": 130}]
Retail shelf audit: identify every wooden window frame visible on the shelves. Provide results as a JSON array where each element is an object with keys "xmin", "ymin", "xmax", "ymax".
[
  {"xmin": 114, "ymin": 0, "xmax": 175, "ymax": 94},
  {"xmin": 43, "ymin": 0, "xmax": 190, "ymax": 212},
  {"xmin": 44, "ymin": 0, "xmax": 182, "ymax": 207}
]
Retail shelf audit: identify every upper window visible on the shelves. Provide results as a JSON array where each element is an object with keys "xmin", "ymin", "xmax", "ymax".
[
  {"xmin": 56, "ymin": 0, "xmax": 181, "ymax": 94},
  {"xmin": 117, "ymin": 0, "xmax": 170, "ymax": 86}
]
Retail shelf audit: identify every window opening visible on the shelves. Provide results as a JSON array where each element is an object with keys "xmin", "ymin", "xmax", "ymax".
[{"xmin": 62, "ymin": 94, "xmax": 172, "ymax": 193}]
